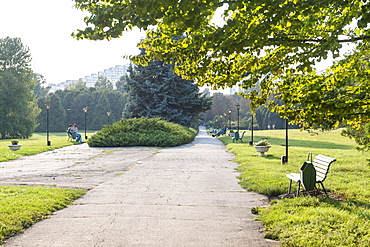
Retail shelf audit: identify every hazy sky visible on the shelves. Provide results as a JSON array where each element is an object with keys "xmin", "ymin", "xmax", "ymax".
[{"xmin": 0, "ymin": 0, "xmax": 144, "ymax": 85}]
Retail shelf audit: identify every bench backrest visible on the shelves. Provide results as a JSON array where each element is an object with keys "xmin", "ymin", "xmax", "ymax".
[
  {"xmin": 313, "ymin": 155, "xmax": 336, "ymax": 182},
  {"xmin": 240, "ymin": 131, "xmax": 246, "ymax": 138}
]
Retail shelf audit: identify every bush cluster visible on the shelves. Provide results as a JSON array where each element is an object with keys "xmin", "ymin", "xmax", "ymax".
[{"xmin": 87, "ymin": 118, "xmax": 198, "ymax": 147}]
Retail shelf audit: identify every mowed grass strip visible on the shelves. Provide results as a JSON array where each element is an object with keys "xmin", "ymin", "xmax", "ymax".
[
  {"xmin": 0, "ymin": 132, "xmax": 92, "ymax": 243},
  {"xmin": 0, "ymin": 132, "xmax": 95, "ymax": 162},
  {"xmin": 0, "ymin": 186, "xmax": 85, "ymax": 244},
  {"xmin": 219, "ymin": 128, "xmax": 370, "ymax": 246}
]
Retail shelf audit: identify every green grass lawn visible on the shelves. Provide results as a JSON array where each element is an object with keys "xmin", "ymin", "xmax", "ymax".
[
  {"xmin": 0, "ymin": 132, "xmax": 95, "ymax": 243},
  {"xmin": 0, "ymin": 186, "xmax": 85, "ymax": 244},
  {"xmin": 0, "ymin": 131, "xmax": 95, "ymax": 162},
  {"xmin": 219, "ymin": 128, "xmax": 370, "ymax": 246}
]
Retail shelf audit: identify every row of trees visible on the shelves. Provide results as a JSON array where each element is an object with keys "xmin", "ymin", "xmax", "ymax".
[
  {"xmin": 0, "ymin": 36, "xmax": 212, "ymax": 137},
  {"xmin": 35, "ymin": 51, "xmax": 212, "ymax": 132},
  {"xmin": 36, "ymin": 87, "xmax": 127, "ymax": 132},
  {"xmin": 204, "ymin": 92, "xmax": 292, "ymax": 131}
]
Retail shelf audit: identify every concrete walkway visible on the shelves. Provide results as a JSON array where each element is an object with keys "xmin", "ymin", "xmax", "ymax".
[{"xmin": 2, "ymin": 127, "xmax": 278, "ymax": 246}]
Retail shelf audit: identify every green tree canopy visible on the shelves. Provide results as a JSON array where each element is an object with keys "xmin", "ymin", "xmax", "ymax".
[
  {"xmin": 94, "ymin": 76, "xmax": 113, "ymax": 91},
  {"xmin": 33, "ymin": 73, "xmax": 50, "ymax": 99},
  {"xmin": 73, "ymin": 0, "xmax": 370, "ymax": 130},
  {"xmin": 0, "ymin": 37, "xmax": 40, "ymax": 138}
]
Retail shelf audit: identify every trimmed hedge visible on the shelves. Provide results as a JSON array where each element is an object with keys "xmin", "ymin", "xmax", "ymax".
[{"xmin": 87, "ymin": 117, "xmax": 198, "ymax": 147}]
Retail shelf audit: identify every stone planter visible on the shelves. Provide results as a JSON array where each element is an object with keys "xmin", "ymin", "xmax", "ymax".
[
  {"xmin": 254, "ymin": 145, "xmax": 271, "ymax": 157},
  {"xmin": 8, "ymin": 144, "xmax": 22, "ymax": 151}
]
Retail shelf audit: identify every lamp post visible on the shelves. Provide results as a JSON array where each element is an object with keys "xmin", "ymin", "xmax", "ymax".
[
  {"xmin": 249, "ymin": 113, "xmax": 254, "ymax": 145},
  {"xmin": 281, "ymin": 119, "xmax": 289, "ymax": 164},
  {"xmin": 107, "ymin": 112, "xmax": 111, "ymax": 124},
  {"xmin": 45, "ymin": 104, "xmax": 51, "ymax": 146},
  {"xmin": 83, "ymin": 107, "xmax": 88, "ymax": 140},
  {"xmin": 228, "ymin": 110, "xmax": 231, "ymax": 131},
  {"xmin": 236, "ymin": 103, "xmax": 240, "ymax": 132}
]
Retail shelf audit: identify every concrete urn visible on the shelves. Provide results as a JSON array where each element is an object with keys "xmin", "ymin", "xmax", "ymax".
[{"xmin": 254, "ymin": 145, "xmax": 271, "ymax": 157}]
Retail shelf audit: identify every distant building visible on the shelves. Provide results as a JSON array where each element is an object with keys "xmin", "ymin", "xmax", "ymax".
[{"xmin": 50, "ymin": 65, "xmax": 128, "ymax": 92}]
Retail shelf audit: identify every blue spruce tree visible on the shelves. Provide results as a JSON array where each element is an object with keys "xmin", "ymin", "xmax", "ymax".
[{"xmin": 123, "ymin": 58, "xmax": 212, "ymax": 128}]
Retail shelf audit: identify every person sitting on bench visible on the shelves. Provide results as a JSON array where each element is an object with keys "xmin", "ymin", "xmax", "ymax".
[{"xmin": 212, "ymin": 125, "xmax": 226, "ymax": 137}]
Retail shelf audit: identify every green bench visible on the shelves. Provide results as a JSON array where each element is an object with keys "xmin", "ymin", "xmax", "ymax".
[
  {"xmin": 286, "ymin": 154, "xmax": 336, "ymax": 196},
  {"xmin": 232, "ymin": 131, "xmax": 246, "ymax": 142},
  {"xmin": 67, "ymin": 131, "xmax": 77, "ymax": 141}
]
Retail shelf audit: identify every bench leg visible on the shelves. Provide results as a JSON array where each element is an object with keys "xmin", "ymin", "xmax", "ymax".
[
  {"xmin": 319, "ymin": 182, "xmax": 328, "ymax": 196},
  {"xmin": 297, "ymin": 181, "xmax": 301, "ymax": 196},
  {"xmin": 288, "ymin": 179, "xmax": 292, "ymax": 194}
]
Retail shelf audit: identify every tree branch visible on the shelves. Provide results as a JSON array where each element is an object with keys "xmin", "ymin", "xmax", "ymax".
[{"xmin": 271, "ymin": 35, "xmax": 370, "ymax": 44}]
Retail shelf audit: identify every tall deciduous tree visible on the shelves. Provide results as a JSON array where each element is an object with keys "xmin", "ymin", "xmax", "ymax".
[
  {"xmin": 122, "ymin": 58, "xmax": 212, "ymax": 127},
  {"xmin": 0, "ymin": 37, "xmax": 40, "ymax": 138},
  {"xmin": 73, "ymin": 0, "xmax": 370, "ymax": 130},
  {"xmin": 94, "ymin": 76, "xmax": 113, "ymax": 91},
  {"xmin": 33, "ymin": 73, "xmax": 50, "ymax": 99}
]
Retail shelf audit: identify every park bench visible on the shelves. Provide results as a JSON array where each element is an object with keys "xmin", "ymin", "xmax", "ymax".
[
  {"xmin": 286, "ymin": 154, "xmax": 336, "ymax": 196},
  {"xmin": 67, "ymin": 131, "xmax": 77, "ymax": 141},
  {"xmin": 232, "ymin": 131, "xmax": 246, "ymax": 142}
]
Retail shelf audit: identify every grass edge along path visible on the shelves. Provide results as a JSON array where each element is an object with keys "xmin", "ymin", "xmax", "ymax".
[
  {"xmin": 218, "ymin": 128, "xmax": 370, "ymax": 247},
  {"xmin": 0, "ymin": 186, "xmax": 85, "ymax": 244},
  {"xmin": 0, "ymin": 132, "xmax": 89, "ymax": 243}
]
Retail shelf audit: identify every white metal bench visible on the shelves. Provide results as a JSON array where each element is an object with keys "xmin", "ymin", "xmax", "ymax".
[{"xmin": 286, "ymin": 154, "xmax": 336, "ymax": 196}]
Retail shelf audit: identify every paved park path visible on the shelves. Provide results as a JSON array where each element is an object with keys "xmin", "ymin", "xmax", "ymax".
[{"xmin": 2, "ymin": 127, "xmax": 278, "ymax": 246}]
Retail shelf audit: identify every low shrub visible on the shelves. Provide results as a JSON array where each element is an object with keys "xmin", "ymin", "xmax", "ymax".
[{"xmin": 87, "ymin": 117, "xmax": 198, "ymax": 147}]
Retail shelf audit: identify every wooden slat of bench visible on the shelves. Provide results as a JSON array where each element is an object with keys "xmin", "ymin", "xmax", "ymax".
[
  {"xmin": 314, "ymin": 165, "xmax": 327, "ymax": 175},
  {"xmin": 316, "ymin": 173, "xmax": 326, "ymax": 182},
  {"xmin": 314, "ymin": 156, "xmax": 336, "ymax": 164},
  {"xmin": 314, "ymin": 162, "xmax": 329, "ymax": 170},
  {"xmin": 286, "ymin": 173, "xmax": 300, "ymax": 182}
]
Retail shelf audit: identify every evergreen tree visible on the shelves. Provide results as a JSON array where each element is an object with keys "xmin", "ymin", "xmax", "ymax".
[
  {"xmin": 106, "ymin": 90, "xmax": 126, "ymax": 123},
  {"xmin": 0, "ymin": 37, "xmax": 40, "ymax": 138},
  {"xmin": 116, "ymin": 74, "xmax": 128, "ymax": 94},
  {"xmin": 91, "ymin": 93, "xmax": 111, "ymax": 128},
  {"xmin": 123, "ymin": 58, "xmax": 212, "ymax": 127}
]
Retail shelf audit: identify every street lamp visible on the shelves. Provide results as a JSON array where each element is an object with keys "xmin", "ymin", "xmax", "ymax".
[
  {"xmin": 281, "ymin": 119, "xmax": 289, "ymax": 164},
  {"xmin": 107, "ymin": 112, "xmax": 111, "ymax": 124},
  {"xmin": 236, "ymin": 103, "xmax": 240, "ymax": 132},
  {"xmin": 228, "ymin": 110, "xmax": 232, "ymax": 131},
  {"xmin": 83, "ymin": 107, "xmax": 88, "ymax": 140},
  {"xmin": 45, "ymin": 104, "xmax": 51, "ymax": 146},
  {"xmin": 249, "ymin": 113, "xmax": 254, "ymax": 145}
]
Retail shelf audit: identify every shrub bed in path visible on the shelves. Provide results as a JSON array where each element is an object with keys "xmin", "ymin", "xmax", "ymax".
[{"xmin": 87, "ymin": 117, "xmax": 198, "ymax": 147}]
